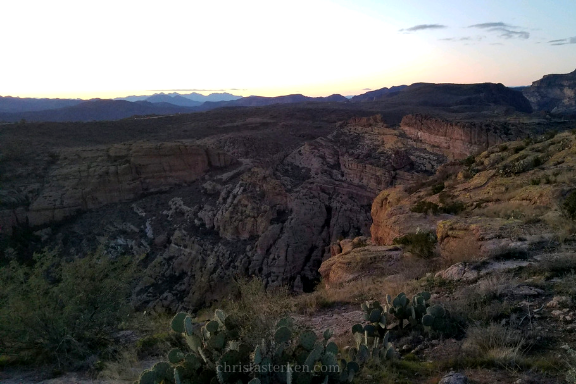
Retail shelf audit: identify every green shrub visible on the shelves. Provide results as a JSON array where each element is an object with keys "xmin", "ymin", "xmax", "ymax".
[
  {"xmin": 544, "ymin": 130, "xmax": 558, "ymax": 140},
  {"xmin": 431, "ymin": 183, "xmax": 445, "ymax": 195},
  {"xmin": 462, "ymin": 156, "xmax": 475, "ymax": 167},
  {"xmin": 532, "ymin": 156, "xmax": 543, "ymax": 167},
  {"xmin": 564, "ymin": 190, "xmax": 576, "ymax": 220},
  {"xmin": 393, "ymin": 232, "xmax": 437, "ymax": 259},
  {"xmin": 410, "ymin": 201, "xmax": 440, "ymax": 215},
  {"xmin": 0, "ymin": 249, "xmax": 135, "ymax": 368},
  {"xmin": 441, "ymin": 200, "xmax": 466, "ymax": 215}
]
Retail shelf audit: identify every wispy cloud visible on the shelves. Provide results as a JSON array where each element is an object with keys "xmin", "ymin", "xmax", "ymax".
[
  {"xmin": 468, "ymin": 22, "xmax": 529, "ymax": 39},
  {"xmin": 439, "ymin": 36, "xmax": 484, "ymax": 42},
  {"xmin": 400, "ymin": 24, "xmax": 447, "ymax": 32},
  {"xmin": 469, "ymin": 22, "xmax": 516, "ymax": 29},
  {"xmin": 362, "ymin": 88, "xmax": 372, "ymax": 91},
  {"xmin": 491, "ymin": 28, "xmax": 529, "ymax": 39},
  {"xmin": 549, "ymin": 36, "xmax": 576, "ymax": 46}
]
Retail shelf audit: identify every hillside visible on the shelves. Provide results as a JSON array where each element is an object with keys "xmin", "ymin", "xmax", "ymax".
[
  {"xmin": 0, "ymin": 96, "xmax": 82, "ymax": 113},
  {"xmin": 523, "ymin": 69, "xmax": 576, "ymax": 114},
  {"xmin": 0, "ymin": 99, "xmax": 197, "ymax": 122}
]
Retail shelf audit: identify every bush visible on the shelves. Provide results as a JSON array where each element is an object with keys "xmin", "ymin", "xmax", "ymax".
[
  {"xmin": 0, "ymin": 249, "xmax": 135, "ymax": 368},
  {"xmin": 462, "ymin": 156, "xmax": 475, "ymax": 167},
  {"xmin": 431, "ymin": 183, "xmax": 445, "ymax": 195},
  {"xmin": 393, "ymin": 232, "xmax": 437, "ymax": 259},
  {"xmin": 410, "ymin": 201, "xmax": 440, "ymax": 215},
  {"xmin": 564, "ymin": 190, "xmax": 576, "ymax": 220},
  {"xmin": 411, "ymin": 199, "xmax": 465, "ymax": 216},
  {"xmin": 441, "ymin": 200, "xmax": 466, "ymax": 215},
  {"xmin": 221, "ymin": 278, "xmax": 292, "ymax": 345}
]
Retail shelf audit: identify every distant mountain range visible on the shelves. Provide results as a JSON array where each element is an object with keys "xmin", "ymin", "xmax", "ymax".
[
  {"xmin": 115, "ymin": 92, "xmax": 242, "ymax": 104},
  {"xmin": 0, "ymin": 96, "xmax": 83, "ymax": 113},
  {"xmin": 3, "ymin": 72, "xmax": 576, "ymax": 123},
  {"xmin": 0, "ymin": 99, "xmax": 197, "ymax": 123}
]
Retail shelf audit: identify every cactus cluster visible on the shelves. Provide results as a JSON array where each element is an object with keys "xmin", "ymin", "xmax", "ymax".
[
  {"xmin": 136, "ymin": 309, "xmax": 252, "ymax": 384},
  {"xmin": 385, "ymin": 292, "xmax": 431, "ymax": 329},
  {"xmin": 136, "ymin": 310, "xmax": 361, "ymax": 384},
  {"xmin": 252, "ymin": 317, "xmax": 358, "ymax": 384},
  {"xmin": 349, "ymin": 324, "xmax": 396, "ymax": 366},
  {"xmin": 421, "ymin": 304, "xmax": 453, "ymax": 334}
]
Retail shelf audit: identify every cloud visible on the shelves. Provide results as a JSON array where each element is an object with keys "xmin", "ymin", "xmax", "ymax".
[
  {"xmin": 468, "ymin": 22, "xmax": 529, "ymax": 39},
  {"xmin": 468, "ymin": 22, "xmax": 515, "ymax": 29},
  {"xmin": 362, "ymin": 88, "xmax": 372, "ymax": 91},
  {"xmin": 548, "ymin": 36, "xmax": 576, "ymax": 46},
  {"xmin": 490, "ymin": 28, "xmax": 529, "ymax": 39},
  {"xmin": 439, "ymin": 36, "xmax": 484, "ymax": 42},
  {"xmin": 400, "ymin": 24, "xmax": 447, "ymax": 32}
]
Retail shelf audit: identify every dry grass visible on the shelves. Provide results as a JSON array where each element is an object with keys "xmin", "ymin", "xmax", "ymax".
[
  {"xmin": 97, "ymin": 349, "xmax": 146, "ymax": 382},
  {"xmin": 476, "ymin": 273, "xmax": 519, "ymax": 299},
  {"xmin": 439, "ymin": 236, "xmax": 482, "ymax": 268},
  {"xmin": 292, "ymin": 275, "xmax": 417, "ymax": 315},
  {"xmin": 463, "ymin": 323, "xmax": 526, "ymax": 363},
  {"xmin": 219, "ymin": 278, "xmax": 292, "ymax": 343},
  {"xmin": 292, "ymin": 255, "xmax": 435, "ymax": 315}
]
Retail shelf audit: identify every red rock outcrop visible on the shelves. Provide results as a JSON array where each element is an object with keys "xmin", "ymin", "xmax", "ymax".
[
  {"xmin": 25, "ymin": 142, "xmax": 234, "ymax": 226},
  {"xmin": 400, "ymin": 114, "xmax": 508, "ymax": 160}
]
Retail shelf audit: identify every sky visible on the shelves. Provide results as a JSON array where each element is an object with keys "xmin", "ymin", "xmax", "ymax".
[{"xmin": 1, "ymin": 0, "xmax": 575, "ymax": 99}]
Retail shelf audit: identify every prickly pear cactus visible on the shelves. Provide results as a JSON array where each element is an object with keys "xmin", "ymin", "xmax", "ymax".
[
  {"xmin": 422, "ymin": 304, "xmax": 454, "ymax": 335},
  {"xmin": 136, "ymin": 309, "xmax": 252, "ymax": 384}
]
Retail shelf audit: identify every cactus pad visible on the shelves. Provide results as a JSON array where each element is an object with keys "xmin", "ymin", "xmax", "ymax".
[
  {"xmin": 299, "ymin": 330, "xmax": 317, "ymax": 351},
  {"xmin": 275, "ymin": 326, "xmax": 293, "ymax": 344},
  {"xmin": 171, "ymin": 312, "xmax": 188, "ymax": 333}
]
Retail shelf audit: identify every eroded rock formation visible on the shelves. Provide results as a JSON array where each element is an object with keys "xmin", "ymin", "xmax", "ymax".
[{"xmin": 523, "ymin": 69, "xmax": 576, "ymax": 114}]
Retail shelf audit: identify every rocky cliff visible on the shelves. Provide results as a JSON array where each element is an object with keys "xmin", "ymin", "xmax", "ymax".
[
  {"xmin": 0, "ymin": 142, "xmax": 234, "ymax": 232},
  {"xmin": 523, "ymin": 69, "xmax": 576, "ymax": 114},
  {"xmin": 399, "ymin": 114, "xmax": 525, "ymax": 160}
]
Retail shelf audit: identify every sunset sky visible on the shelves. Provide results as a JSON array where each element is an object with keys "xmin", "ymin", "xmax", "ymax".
[{"xmin": 1, "ymin": 0, "xmax": 575, "ymax": 99}]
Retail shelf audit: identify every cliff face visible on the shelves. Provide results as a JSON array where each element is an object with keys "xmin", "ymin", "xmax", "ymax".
[
  {"xmin": 523, "ymin": 69, "xmax": 576, "ymax": 114},
  {"xmin": 0, "ymin": 142, "xmax": 234, "ymax": 231},
  {"xmin": 399, "ymin": 114, "xmax": 524, "ymax": 160}
]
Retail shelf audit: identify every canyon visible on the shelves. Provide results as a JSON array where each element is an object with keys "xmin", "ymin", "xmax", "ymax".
[{"xmin": 1, "ymin": 77, "xmax": 575, "ymax": 313}]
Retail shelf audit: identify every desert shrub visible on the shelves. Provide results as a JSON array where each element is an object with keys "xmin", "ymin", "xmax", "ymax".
[
  {"xmin": 563, "ymin": 190, "xmax": 576, "ymax": 220},
  {"xmin": 410, "ymin": 201, "xmax": 440, "ymax": 215},
  {"xmin": 441, "ymin": 200, "xmax": 466, "ymax": 215},
  {"xmin": 0, "ymin": 249, "xmax": 135, "ymax": 368},
  {"xmin": 463, "ymin": 324, "xmax": 525, "ymax": 365},
  {"xmin": 221, "ymin": 278, "xmax": 292, "ymax": 344},
  {"xmin": 514, "ymin": 145, "xmax": 526, "ymax": 154},
  {"xmin": 532, "ymin": 156, "xmax": 543, "ymax": 167},
  {"xmin": 462, "ymin": 156, "xmax": 475, "ymax": 167},
  {"xmin": 531, "ymin": 178, "xmax": 541, "ymax": 186},
  {"xmin": 544, "ymin": 129, "xmax": 558, "ymax": 140},
  {"xmin": 499, "ymin": 144, "xmax": 509, "ymax": 151},
  {"xmin": 431, "ymin": 182, "xmax": 445, "ymax": 195},
  {"xmin": 393, "ymin": 232, "xmax": 437, "ymax": 259}
]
